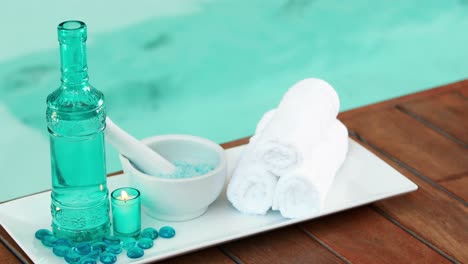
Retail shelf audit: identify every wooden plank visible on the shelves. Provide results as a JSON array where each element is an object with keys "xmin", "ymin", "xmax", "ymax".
[
  {"xmin": 300, "ymin": 207, "xmax": 449, "ymax": 264},
  {"xmin": 399, "ymin": 92, "xmax": 468, "ymax": 144},
  {"xmin": 339, "ymin": 79, "xmax": 468, "ymax": 121},
  {"xmin": 221, "ymin": 226, "xmax": 344, "ymax": 264},
  {"xmin": 163, "ymin": 248, "xmax": 234, "ymax": 264},
  {"xmin": 458, "ymin": 86, "xmax": 468, "ymax": 98},
  {"xmin": 0, "ymin": 241, "xmax": 19, "ymax": 264},
  {"xmin": 343, "ymin": 107, "xmax": 468, "ymax": 184},
  {"xmin": 344, "ymin": 135, "xmax": 468, "ymax": 262},
  {"xmin": 0, "ymin": 227, "xmax": 31, "ymax": 264},
  {"xmin": 221, "ymin": 137, "xmax": 249, "ymax": 149},
  {"xmin": 373, "ymin": 166, "xmax": 468, "ymax": 262},
  {"xmin": 438, "ymin": 173, "xmax": 468, "ymax": 203}
]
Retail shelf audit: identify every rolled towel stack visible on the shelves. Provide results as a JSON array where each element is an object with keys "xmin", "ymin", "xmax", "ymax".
[
  {"xmin": 226, "ymin": 78, "xmax": 349, "ymax": 218},
  {"xmin": 272, "ymin": 120, "xmax": 348, "ymax": 218}
]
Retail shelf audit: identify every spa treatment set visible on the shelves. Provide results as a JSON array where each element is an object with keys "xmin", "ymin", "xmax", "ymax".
[{"xmin": 37, "ymin": 21, "xmax": 348, "ymax": 264}]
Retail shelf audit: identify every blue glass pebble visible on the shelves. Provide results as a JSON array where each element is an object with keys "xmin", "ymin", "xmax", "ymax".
[
  {"xmin": 141, "ymin": 227, "xmax": 158, "ymax": 240},
  {"xmin": 137, "ymin": 237, "xmax": 154, "ymax": 249},
  {"xmin": 120, "ymin": 237, "xmax": 136, "ymax": 249},
  {"xmin": 56, "ymin": 238, "xmax": 73, "ymax": 247},
  {"xmin": 86, "ymin": 249, "xmax": 100, "ymax": 260},
  {"xmin": 53, "ymin": 245, "xmax": 71, "ymax": 257},
  {"xmin": 99, "ymin": 252, "xmax": 117, "ymax": 264},
  {"xmin": 126, "ymin": 247, "xmax": 144, "ymax": 259},
  {"xmin": 80, "ymin": 258, "xmax": 96, "ymax": 264},
  {"xmin": 106, "ymin": 244, "xmax": 122, "ymax": 254},
  {"xmin": 74, "ymin": 242, "xmax": 91, "ymax": 255},
  {"xmin": 42, "ymin": 235, "xmax": 58, "ymax": 247},
  {"xmin": 103, "ymin": 235, "xmax": 121, "ymax": 245},
  {"xmin": 91, "ymin": 242, "xmax": 106, "ymax": 253},
  {"xmin": 65, "ymin": 251, "xmax": 82, "ymax": 263},
  {"xmin": 34, "ymin": 229, "xmax": 53, "ymax": 240},
  {"xmin": 159, "ymin": 226, "xmax": 176, "ymax": 238}
]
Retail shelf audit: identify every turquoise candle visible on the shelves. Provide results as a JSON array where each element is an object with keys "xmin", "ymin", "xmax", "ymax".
[{"xmin": 111, "ymin": 187, "xmax": 141, "ymax": 237}]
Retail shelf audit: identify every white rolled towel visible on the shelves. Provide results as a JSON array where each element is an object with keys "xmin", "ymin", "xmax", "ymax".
[
  {"xmin": 253, "ymin": 78, "xmax": 340, "ymax": 176},
  {"xmin": 227, "ymin": 110, "xmax": 281, "ymax": 215},
  {"xmin": 272, "ymin": 120, "xmax": 349, "ymax": 218},
  {"xmin": 227, "ymin": 78, "xmax": 343, "ymax": 216},
  {"xmin": 226, "ymin": 143, "xmax": 278, "ymax": 215},
  {"xmin": 249, "ymin": 109, "xmax": 276, "ymax": 143}
]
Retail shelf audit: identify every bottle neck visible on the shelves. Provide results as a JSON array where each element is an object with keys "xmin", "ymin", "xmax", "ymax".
[
  {"xmin": 60, "ymin": 40, "xmax": 89, "ymax": 87},
  {"xmin": 58, "ymin": 21, "xmax": 89, "ymax": 88}
]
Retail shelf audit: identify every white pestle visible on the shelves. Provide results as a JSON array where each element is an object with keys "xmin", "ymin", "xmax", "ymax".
[{"xmin": 105, "ymin": 117, "xmax": 176, "ymax": 175}]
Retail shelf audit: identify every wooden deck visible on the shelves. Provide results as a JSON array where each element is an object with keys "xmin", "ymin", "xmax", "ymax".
[{"xmin": 1, "ymin": 80, "xmax": 467, "ymax": 263}]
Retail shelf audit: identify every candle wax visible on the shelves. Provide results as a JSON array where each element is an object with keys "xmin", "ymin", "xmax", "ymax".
[{"xmin": 111, "ymin": 188, "xmax": 141, "ymax": 237}]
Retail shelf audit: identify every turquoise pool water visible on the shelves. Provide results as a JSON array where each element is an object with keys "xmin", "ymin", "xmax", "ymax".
[{"xmin": 0, "ymin": 0, "xmax": 467, "ymax": 201}]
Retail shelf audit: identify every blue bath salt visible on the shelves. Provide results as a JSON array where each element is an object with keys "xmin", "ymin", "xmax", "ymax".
[
  {"xmin": 41, "ymin": 235, "xmax": 58, "ymax": 247},
  {"xmin": 140, "ymin": 227, "xmax": 158, "ymax": 240},
  {"xmin": 99, "ymin": 252, "xmax": 117, "ymax": 264},
  {"xmin": 137, "ymin": 237, "xmax": 154, "ymax": 249},
  {"xmin": 157, "ymin": 161, "xmax": 215, "ymax": 179},
  {"xmin": 106, "ymin": 244, "xmax": 123, "ymax": 254},
  {"xmin": 64, "ymin": 251, "xmax": 82, "ymax": 263},
  {"xmin": 120, "ymin": 237, "xmax": 137, "ymax": 249},
  {"xmin": 126, "ymin": 247, "xmax": 144, "ymax": 259},
  {"xmin": 159, "ymin": 226, "xmax": 176, "ymax": 238},
  {"xmin": 52, "ymin": 245, "xmax": 71, "ymax": 257},
  {"xmin": 74, "ymin": 242, "xmax": 92, "ymax": 255},
  {"xmin": 34, "ymin": 229, "xmax": 53, "ymax": 240}
]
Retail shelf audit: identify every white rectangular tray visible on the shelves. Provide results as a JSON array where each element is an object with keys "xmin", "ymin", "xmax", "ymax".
[{"xmin": 0, "ymin": 139, "xmax": 417, "ymax": 263}]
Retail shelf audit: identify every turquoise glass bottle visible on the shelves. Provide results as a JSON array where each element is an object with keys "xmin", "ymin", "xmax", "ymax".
[{"xmin": 46, "ymin": 21, "xmax": 110, "ymax": 242}]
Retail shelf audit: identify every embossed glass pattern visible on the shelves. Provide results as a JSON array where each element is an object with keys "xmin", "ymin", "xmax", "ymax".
[{"xmin": 46, "ymin": 20, "xmax": 110, "ymax": 242}]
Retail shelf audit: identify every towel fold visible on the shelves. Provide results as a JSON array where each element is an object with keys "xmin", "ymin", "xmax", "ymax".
[
  {"xmin": 272, "ymin": 120, "xmax": 348, "ymax": 218},
  {"xmin": 227, "ymin": 110, "xmax": 279, "ymax": 215},
  {"xmin": 253, "ymin": 78, "xmax": 340, "ymax": 176},
  {"xmin": 226, "ymin": 145, "xmax": 278, "ymax": 215}
]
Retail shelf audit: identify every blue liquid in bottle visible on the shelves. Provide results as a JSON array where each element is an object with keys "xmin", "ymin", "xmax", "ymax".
[{"xmin": 46, "ymin": 21, "xmax": 110, "ymax": 242}]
